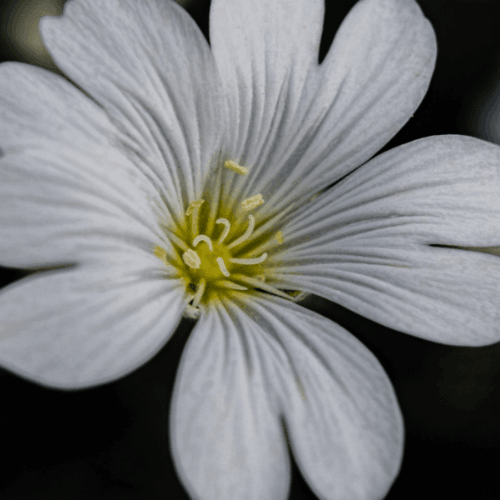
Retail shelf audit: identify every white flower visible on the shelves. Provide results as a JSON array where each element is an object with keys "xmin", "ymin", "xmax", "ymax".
[{"xmin": 1, "ymin": 0, "xmax": 500, "ymax": 499}]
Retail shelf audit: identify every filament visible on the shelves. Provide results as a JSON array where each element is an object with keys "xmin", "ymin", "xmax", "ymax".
[
  {"xmin": 217, "ymin": 281, "xmax": 248, "ymax": 291},
  {"xmin": 231, "ymin": 275, "xmax": 291, "ymax": 300},
  {"xmin": 192, "ymin": 279, "xmax": 206, "ymax": 307},
  {"xmin": 229, "ymin": 253, "xmax": 268, "ymax": 265},
  {"xmin": 227, "ymin": 215, "xmax": 255, "ymax": 249}
]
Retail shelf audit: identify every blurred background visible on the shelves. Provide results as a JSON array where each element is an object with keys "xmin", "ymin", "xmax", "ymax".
[{"xmin": 1, "ymin": 0, "xmax": 500, "ymax": 498}]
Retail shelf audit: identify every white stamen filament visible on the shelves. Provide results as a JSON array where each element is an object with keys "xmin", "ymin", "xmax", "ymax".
[
  {"xmin": 165, "ymin": 231, "xmax": 190, "ymax": 252},
  {"xmin": 245, "ymin": 202, "xmax": 297, "ymax": 246},
  {"xmin": 217, "ymin": 281, "xmax": 248, "ymax": 291},
  {"xmin": 186, "ymin": 199, "xmax": 205, "ymax": 238},
  {"xmin": 227, "ymin": 215, "xmax": 255, "ymax": 250},
  {"xmin": 206, "ymin": 167, "xmax": 223, "ymax": 236},
  {"xmin": 192, "ymin": 279, "xmax": 206, "ymax": 307},
  {"xmin": 229, "ymin": 252, "xmax": 268, "ymax": 265},
  {"xmin": 216, "ymin": 257, "xmax": 230, "ymax": 277},
  {"xmin": 216, "ymin": 218, "xmax": 231, "ymax": 244},
  {"xmin": 193, "ymin": 235, "xmax": 213, "ymax": 252},
  {"xmin": 231, "ymin": 274, "xmax": 291, "ymax": 300}
]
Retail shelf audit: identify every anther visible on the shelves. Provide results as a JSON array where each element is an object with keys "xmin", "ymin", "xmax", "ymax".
[
  {"xmin": 224, "ymin": 160, "xmax": 248, "ymax": 175},
  {"xmin": 185, "ymin": 199, "xmax": 205, "ymax": 216},
  {"xmin": 227, "ymin": 215, "xmax": 255, "ymax": 249},
  {"xmin": 229, "ymin": 253, "xmax": 268, "ymax": 266},
  {"xmin": 192, "ymin": 279, "xmax": 206, "ymax": 307},
  {"xmin": 182, "ymin": 249, "xmax": 201, "ymax": 269},
  {"xmin": 241, "ymin": 194, "xmax": 264, "ymax": 211},
  {"xmin": 154, "ymin": 246, "xmax": 167, "ymax": 262},
  {"xmin": 216, "ymin": 257, "xmax": 230, "ymax": 277},
  {"xmin": 216, "ymin": 218, "xmax": 231, "ymax": 244},
  {"xmin": 276, "ymin": 231, "xmax": 284, "ymax": 244},
  {"xmin": 193, "ymin": 235, "xmax": 213, "ymax": 252}
]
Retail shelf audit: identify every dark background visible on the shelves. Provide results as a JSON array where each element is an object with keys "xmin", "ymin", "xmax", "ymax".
[{"xmin": 1, "ymin": 0, "xmax": 500, "ymax": 498}]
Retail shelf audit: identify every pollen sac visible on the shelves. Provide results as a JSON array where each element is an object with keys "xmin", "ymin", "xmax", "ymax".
[
  {"xmin": 241, "ymin": 194, "xmax": 264, "ymax": 211},
  {"xmin": 182, "ymin": 249, "xmax": 201, "ymax": 269},
  {"xmin": 185, "ymin": 199, "xmax": 205, "ymax": 216},
  {"xmin": 224, "ymin": 160, "xmax": 248, "ymax": 175}
]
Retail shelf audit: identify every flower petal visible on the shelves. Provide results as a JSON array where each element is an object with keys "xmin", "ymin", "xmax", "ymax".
[
  {"xmin": 170, "ymin": 300, "xmax": 290, "ymax": 500},
  {"xmin": 0, "ymin": 62, "xmax": 169, "ymax": 269},
  {"xmin": 0, "ymin": 256, "xmax": 185, "ymax": 388},
  {"xmin": 244, "ymin": 296, "xmax": 403, "ymax": 500},
  {"xmin": 171, "ymin": 294, "xmax": 402, "ymax": 500},
  {"xmin": 275, "ymin": 135, "xmax": 500, "ymax": 345},
  {"xmin": 41, "ymin": 0, "xmax": 224, "ymax": 203},
  {"xmin": 211, "ymin": 0, "xmax": 436, "ymax": 209}
]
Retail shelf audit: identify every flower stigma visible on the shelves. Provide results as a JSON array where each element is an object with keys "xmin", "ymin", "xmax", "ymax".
[{"xmin": 154, "ymin": 159, "xmax": 291, "ymax": 311}]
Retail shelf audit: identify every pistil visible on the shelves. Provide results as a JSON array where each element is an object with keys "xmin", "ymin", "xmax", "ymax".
[
  {"xmin": 216, "ymin": 218, "xmax": 231, "ymax": 244},
  {"xmin": 193, "ymin": 234, "xmax": 213, "ymax": 251}
]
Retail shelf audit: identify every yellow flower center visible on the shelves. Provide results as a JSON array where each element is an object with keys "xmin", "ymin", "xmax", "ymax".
[{"xmin": 154, "ymin": 159, "xmax": 287, "ymax": 310}]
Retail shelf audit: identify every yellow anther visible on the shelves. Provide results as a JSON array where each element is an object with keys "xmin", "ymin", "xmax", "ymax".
[
  {"xmin": 216, "ymin": 257, "xmax": 230, "ymax": 277},
  {"xmin": 224, "ymin": 160, "xmax": 248, "ymax": 175},
  {"xmin": 193, "ymin": 235, "xmax": 213, "ymax": 252},
  {"xmin": 241, "ymin": 194, "xmax": 264, "ymax": 211},
  {"xmin": 186, "ymin": 199, "xmax": 205, "ymax": 216},
  {"xmin": 276, "ymin": 231, "xmax": 284, "ymax": 244},
  {"xmin": 182, "ymin": 249, "xmax": 201, "ymax": 269},
  {"xmin": 154, "ymin": 245, "xmax": 167, "ymax": 262}
]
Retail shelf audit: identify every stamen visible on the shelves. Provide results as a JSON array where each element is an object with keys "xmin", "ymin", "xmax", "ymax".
[
  {"xmin": 193, "ymin": 235, "xmax": 213, "ymax": 252},
  {"xmin": 224, "ymin": 160, "xmax": 248, "ymax": 175},
  {"xmin": 229, "ymin": 253, "xmax": 268, "ymax": 265},
  {"xmin": 241, "ymin": 194, "xmax": 264, "ymax": 211},
  {"xmin": 245, "ymin": 202, "xmax": 297, "ymax": 248},
  {"xmin": 216, "ymin": 218, "xmax": 231, "ymax": 244},
  {"xmin": 166, "ymin": 232, "xmax": 190, "ymax": 252},
  {"xmin": 186, "ymin": 199, "xmax": 205, "ymax": 238},
  {"xmin": 216, "ymin": 257, "xmax": 230, "ymax": 277},
  {"xmin": 192, "ymin": 279, "xmax": 206, "ymax": 307},
  {"xmin": 185, "ymin": 199, "xmax": 205, "ymax": 216},
  {"xmin": 276, "ymin": 231, "xmax": 284, "ymax": 244},
  {"xmin": 182, "ymin": 249, "xmax": 201, "ymax": 269},
  {"xmin": 216, "ymin": 280, "xmax": 248, "ymax": 291},
  {"xmin": 154, "ymin": 245, "xmax": 167, "ymax": 262},
  {"xmin": 206, "ymin": 167, "xmax": 223, "ymax": 236},
  {"xmin": 231, "ymin": 275, "xmax": 291, "ymax": 300},
  {"xmin": 227, "ymin": 215, "xmax": 255, "ymax": 250}
]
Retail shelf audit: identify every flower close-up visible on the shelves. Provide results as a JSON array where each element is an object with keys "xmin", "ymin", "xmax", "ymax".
[{"xmin": 1, "ymin": 0, "xmax": 500, "ymax": 499}]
